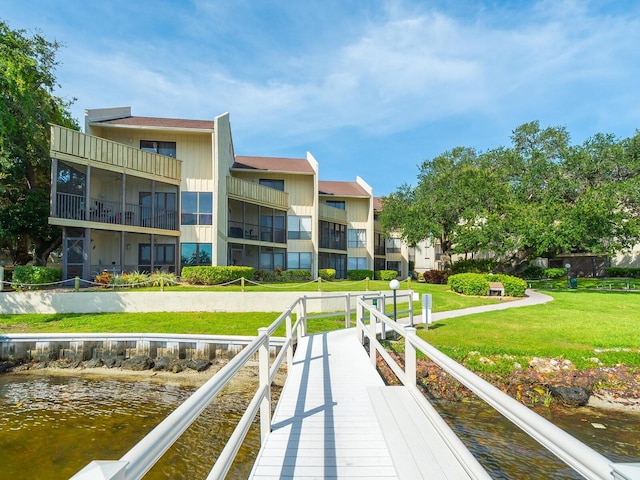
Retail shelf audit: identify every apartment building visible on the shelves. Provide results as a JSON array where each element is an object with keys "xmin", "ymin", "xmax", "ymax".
[{"xmin": 49, "ymin": 107, "xmax": 406, "ymax": 281}]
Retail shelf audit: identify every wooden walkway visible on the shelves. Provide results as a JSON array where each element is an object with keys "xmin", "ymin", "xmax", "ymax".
[{"xmin": 249, "ymin": 328, "xmax": 489, "ymax": 480}]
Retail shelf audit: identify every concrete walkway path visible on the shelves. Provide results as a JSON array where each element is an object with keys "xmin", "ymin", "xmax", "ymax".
[{"xmin": 402, "ymin": 289, "xmax": 553, "ymax": 325}]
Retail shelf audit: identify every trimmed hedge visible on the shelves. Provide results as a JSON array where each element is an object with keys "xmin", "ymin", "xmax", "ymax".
[
  {"xmin": 254, "ymin": 269, "xmax": 312, "ymax": 282},
  {"xmin": 12, "ymin": 266, "xmax": 62, "ymax": 290},
  {"xmin": 347, "ymin": 269, "xmax": 374, "ymax": 281},
  {"xmin": 544, "ymin": 267, "xmax": 567, "ymax": 279},
  {"xmin": 318, "ymin": 269, "xmax": 336, "ymax": 281},
  {"xmin": 375, "ymin": 270, "xmax": 398, "ymax": 281},
  {"xmin": 606, "ymin": 267, "xmax": 640, "ymax": 278},
  {"xmin": 181, "ymin": 266, "xmax": 254, "ymax": 285},
  {"xmin": 448, "ymin": 272, "xmax": 527, "ymax": 297},
  {"xmin": 448, "ymin": 273, "xmax": 490, "ymax": 296}
]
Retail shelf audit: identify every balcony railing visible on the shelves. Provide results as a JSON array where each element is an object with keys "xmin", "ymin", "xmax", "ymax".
[
  {"xmin": 319, "ymin": 203, "xmax": 347, "ymax": 223},
  {"xmin": 55, "ymin": 192, "xmax": 178, "ymax": 231},
  {"xmin": 228, "ymin": 220, "xmax": 286, "ymax": 244},
  {"xmin": 227, "ymin": 176, "xmax": 288, "ymax": 210},
  {"xmin": 50, "ymin": 125, "xmax": 181, "ymax": 182}
]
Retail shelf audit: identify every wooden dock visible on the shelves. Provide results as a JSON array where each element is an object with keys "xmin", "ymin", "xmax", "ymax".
[{"xmin": 249, "ymin": 328, "xmax": 490, "ymax": 479}]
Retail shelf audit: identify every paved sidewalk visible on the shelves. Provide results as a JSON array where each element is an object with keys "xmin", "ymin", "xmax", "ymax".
[{"xmin": 402, "ymin": 289, "xmax": 553, "ymax": 325}]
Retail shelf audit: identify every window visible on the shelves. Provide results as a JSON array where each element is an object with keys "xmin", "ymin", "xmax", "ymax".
[
  {"xmin": 288, "ymin": 216, "xmax": 312, "ymax": 240},
  {"xmin": 386, "ymin": 238, "xmax": 402, "ymax": 254},
  {"xmin": 181, "ymin": 243, "xmax": 212, "ymax": 268},
  {"xmin": 348, "ymin": 257, "xmax": 367, "ymax": 270},
  {"xmin": 181, "ymin": 192, "xmax": 213, "ymax": 225},
  {"xmin": 259, "ymin": 247, "xmax": 286, "ymax": 271},
  {"xmin": 140, "ymin": 192, "xmax": 177, "ymax": 230},
  {"xmin": 139, "ymin": 243, "xmax": 176, "ymax": 272},
  {"xmin": 140, "ymin": 140, "xmax": 176, "ymax": 158},
  {"xmin": 319, "ymin": 221, "xmax": 346, "ymax": 250},
  {"xmin": 386, "ymin": 261, "xmax": 401, "ymax": 274},
  {"xmin": 259, "ymin": 179, "xmax": 284, "ymax": 191},
  {"xmin": 374, "ymin": 258, "xmax": 386, "ymax": 271},
  {"xmin": 319, "ymin": 252, "xmax": 347, "ymax": 279},
  {"xmin": 374, "ymin": 233, "xmax": 385, "ymax": 255},
  {"xmin": 288, "ymin": 252, "xmax": 312, "ymax": 270},
  {"xmin": 348, "ymin": 229, "xmax": 366, "ymax": 248},
  {"xmin": 326, "ymin": 200, "xmax": 345, "ymax": 210}
]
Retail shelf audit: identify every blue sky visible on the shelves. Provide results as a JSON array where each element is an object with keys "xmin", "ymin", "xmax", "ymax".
[{"xmin": 3, "ymin": 0, "xmax": 640, "ymax": 195}]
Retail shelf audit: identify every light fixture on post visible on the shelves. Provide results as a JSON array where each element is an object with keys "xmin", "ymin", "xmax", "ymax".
[{"xmin": 389, "ymin": 278, "xmax": 400, "ymax": 339}]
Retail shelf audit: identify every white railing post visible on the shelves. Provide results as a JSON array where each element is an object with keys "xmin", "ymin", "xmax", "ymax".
[
  {"xmin": 286, "ymin": 311, "xmax": 293, "ymax": 371},
  {"xmin": 258, "ymin": 327, "xmax": 271, "ymax": 444},
  {"xmin": 71, "ymin": 460, "xmax": 128, "ymax": 480},
  {"xmin": 409, "ymin": 290, "xmax": 414, "ymax": 327},
  {"xmin": 345, "ymin": 294, "xmax": 351, "ymax": 328},
  {"xmin": 356, "ymin": 299, "xmax": 363, "ymax": 344},
  {"xmin": 299, "ymin": 296, "xmax": 307, "ymax": 337},
  {"xmin": 404, "ymin": 327, "xmax": 417, "ymax": 388},
  {"xmin": 369, "ymin": 309, "xmax": 377, "ymax": 367},
  {"xmin": 379, "ymin": 293, "xmax": 386, "ymax": 339}
]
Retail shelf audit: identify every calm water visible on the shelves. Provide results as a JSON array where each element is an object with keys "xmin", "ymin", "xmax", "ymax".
[
  {"xmin": 0, "ymin": 374, "xmax": 638, "ymax": 479},
  {"xmin": 0, "ymin": 374, "xmax": 260, "ymax": 479}
]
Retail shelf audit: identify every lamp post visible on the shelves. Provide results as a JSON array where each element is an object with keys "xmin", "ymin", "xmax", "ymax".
[
  {"xmin": 389, "ymin": 279, "xmax": 400, "ymax": 340},
  {"xmin": 565, "ymin": 263, "xmax": 571, "ymax": 289}
]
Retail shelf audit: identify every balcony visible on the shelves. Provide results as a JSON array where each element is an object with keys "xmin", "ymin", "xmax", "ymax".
[
  {"xmin": 319, "ymin": 203, "xmax": 347, "ymax": 223},
  {"xmin": 227, "ymin": 176, "xmax": 288, "ymax": 210},
  {"xmin": 54, "ymin": 192, "xmax": 178, "ymax": 231}
]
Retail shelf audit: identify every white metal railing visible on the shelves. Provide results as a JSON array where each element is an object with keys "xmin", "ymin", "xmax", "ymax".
[
  {"xmin": 355, "ymin": 297, "xmax": 634, "ymax": 480},
  {"xmin": 71, "ymin": 292, "xmax": 389, "ymax": 480}
]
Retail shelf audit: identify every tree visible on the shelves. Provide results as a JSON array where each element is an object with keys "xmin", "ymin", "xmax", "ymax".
[
  {"xmin": 0, "ymin": 20, "xmax": 78, "ymax": 265},
  {"xmin": 381, "ymin": 121, "xmax": 640, "ymax": 273}
]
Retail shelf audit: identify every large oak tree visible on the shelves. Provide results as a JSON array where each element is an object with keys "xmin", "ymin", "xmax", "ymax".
[
  {"xmin": 0, "ymin": 20, "xmax": 78, "ymax": 265},
  {"xmin": 381, "ymin": 121, "xmax": 640, "ymax": 272}
]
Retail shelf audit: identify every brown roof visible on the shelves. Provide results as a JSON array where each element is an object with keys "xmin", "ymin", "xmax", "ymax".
[
  {"xmin": 233, "ymin": 155, "xmax": 314, "ymax": 174},
  {"xmin": 373, "ymin": 197, "xmax": 383, "ymax": 211},
  {"xmin": 319, "ymin": 181, "xmax": 370, "ymax": 197},
  {"xmin": 96, "ymin": 116, "xmax": 215, "ymax": 130}
]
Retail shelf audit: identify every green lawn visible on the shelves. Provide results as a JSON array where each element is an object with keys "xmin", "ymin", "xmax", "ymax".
[
  {"xmin": 2, "ymin": 285, "xmax": 639, "ymax": 372},
  {"xmin": 418, "ymin": 290, "xmax": 640, "ymax": 370}
]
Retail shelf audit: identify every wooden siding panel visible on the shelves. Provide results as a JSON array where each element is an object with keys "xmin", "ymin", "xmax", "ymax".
[{"xmin": 227, "ymin": 176, "xmax": 288, "ymax": 210}]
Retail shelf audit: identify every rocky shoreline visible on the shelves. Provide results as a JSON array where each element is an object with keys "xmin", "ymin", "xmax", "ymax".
[
  {"xmin": 376, "ymin": 352, "xmax": 640, "ymax": 413},
  {"xmin": 2, "ymin": 354, "xmax": 639, "ymax": 412}
]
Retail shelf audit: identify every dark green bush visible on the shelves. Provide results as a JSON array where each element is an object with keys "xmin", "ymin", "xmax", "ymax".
[
  {"xmin": 423, "ymin": 270, "xmax": 448, "ymax": 284},
  {"xmin": 544, "ymin": 267, "xmax": 567, "ymax": 279},
  {"xmin": 606, "ymin": 267, "xmax": 640, "ymax": 278},
  {"xmin": 375, "ymin": 270, "xmax": 398, "ymax": 281},
  {"xmin": 347, "ymin": 269, "xmax": 374, "ymax": 281},
  {"xmin": 448, "ymin": 273, "xmax": 490, "ymax": 296},
  {"xmin": 12, "ymin": 266, "xmax": 62, "ymax": 290},
  {"xmin": 255, "ymin": 269, "xmax": 312, "ymax": 282},
  {"xmin": 181, "ymin": 266, "xmax": 254, "ymax": 285},
  {"xmin": 488, "ymin": 274, "xmax": 527, "ymax": 297},
  {"xmin": 450, "ymin": 258, "xmax": 499, "ymax": 274},
  {"xmin": 521, "ymin": 265, "xmax": 546, "ymax": 279},
  {"xmin": 318, "ymin": 269, "xmax": 336, "ymax": 281},
  {"xmin": 281, "ymin": 269, "xmax": 312, "ymax": 282}
]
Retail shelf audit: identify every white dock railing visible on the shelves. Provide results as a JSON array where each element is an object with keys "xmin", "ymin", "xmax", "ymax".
[
  {"xmin": 71, "ymin": 292, "xmax": 398, "ymax": 480},
  {"xmin": 355, "ymin": 296, "xmax": 637, "ymax": 480}
]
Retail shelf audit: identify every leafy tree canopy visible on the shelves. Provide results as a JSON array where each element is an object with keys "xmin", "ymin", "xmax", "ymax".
[
  {"xmin": 380, "ymin": 121, "xmax": 640, "ymax": 272},
  {"xmin": 0, "ymin": 19, "xmax": 78, "ymax": 265}
]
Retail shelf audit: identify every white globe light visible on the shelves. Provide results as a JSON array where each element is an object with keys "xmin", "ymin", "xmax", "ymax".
[{"xmin": 389, "ymin": 279, "xmax": 400, "ymax": 290}]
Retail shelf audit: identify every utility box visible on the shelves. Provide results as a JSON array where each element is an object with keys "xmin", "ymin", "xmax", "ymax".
[{"xmin": 422, "ymin": 294, "xmax": 432, "ymax": 326}]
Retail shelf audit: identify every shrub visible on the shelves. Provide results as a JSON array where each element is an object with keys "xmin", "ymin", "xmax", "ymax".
[
  {"xmin": 422, "ymin": 270, "xmax": 448, "ymax": 284},
  {"xmin": 181, "ymin": 266, "xmax": 254, "ymax": 285},
  {"xmin": 94, "ymin": 271, "xmax": 114, "ymax": 286},
  {"xmin": 521, "ymin": 265, "xmax": 546, "ymax": 279},
  {"xmin": 347, "ymin": 269, "xmax": 374, "ymax": 281},
  {"xmin": 607, "ymin": 267, "xmax": 640, "ymax": 278},
  {"xmin": 488, "ymin": 274, "xmax": 527, "ymax": 297},
  {"xmin": 375, "ymin": 270, "xmax": 398, "ymax": 281},
  {"xmin": 450, "ymin": 258, "xmax": 499, "ymax": 274},
  {"xmin": 281, "ymin": 269, "xmax": 312, "ymax": 282},
  {"xmin": 149, "ymin": 270, "xmax": 178, "ymax": 287},
  {"xmin": 318, "ymin": 269, "xmax": 336, "ymax": 281},
  {"xmin": 448, "ymin": 273, "xmax": 490, "ymax": 296},
  {"xmin": 12, "ymin": 266, "xmax": 62, "ymax": 290},
  {"xmin": 544, "ymin": 267, "xmax": 567, "ymax": 279}
]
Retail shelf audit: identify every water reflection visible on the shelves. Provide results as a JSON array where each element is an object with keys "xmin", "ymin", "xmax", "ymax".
[
  {"xmin": 0, "ymin": 374, "xmax": 260, "ymax": 479},
  {"xmin": 0, "ymin": 374, "xmax": 638, "ymax": 479}
]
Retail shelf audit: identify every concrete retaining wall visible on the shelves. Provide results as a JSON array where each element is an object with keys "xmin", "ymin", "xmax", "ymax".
[{"xmin": 0, "ymin": 290, "xmax": 413, "ymax": 314}]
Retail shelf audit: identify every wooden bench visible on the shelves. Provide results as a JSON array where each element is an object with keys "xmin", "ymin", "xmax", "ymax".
[
  {"xmin": 368, "ymin": 386, "xmax": 490, "ymax": 479},
  {"xmin": 488, "ymin": 281, "xmax": 505, "ymax": 296}
]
